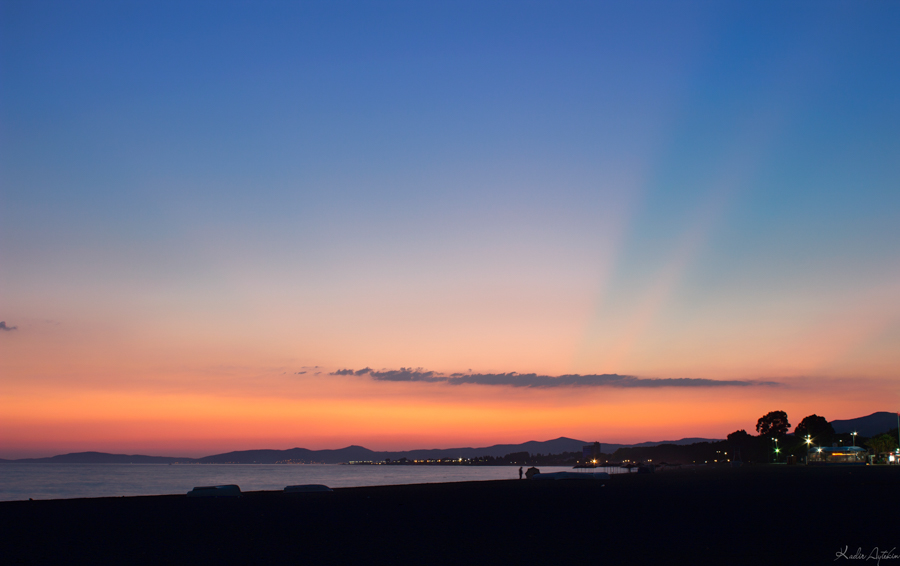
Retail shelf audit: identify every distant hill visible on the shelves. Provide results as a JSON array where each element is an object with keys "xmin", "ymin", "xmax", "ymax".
[
  {"xmin": 1, "ymin": 437, "xmax": 723, "ymax": 464},
  {"xmin": 375, "ymin": 437, "xmax": 723, "ymax": 461},
  {"xmin": 197, "ymin": 439, "xmax": 593, "ymax": 463},
  {"xmin": 198, "ymin": 446, "xmax": 377, "ymax": 464},
  {"xmin": 6, "ymin": 452, "xmax": 198, "ymax": 464},
  {"xmin": 397, "ymin": 437, "xmax": 590, "ymax": 460},
  {"xmin": 830, "ymin": 412, "xmax": 898, "ymax": 436},
  {"xmin": 627, "ymin": 437, "xmax": 723, "ymax": 448}
]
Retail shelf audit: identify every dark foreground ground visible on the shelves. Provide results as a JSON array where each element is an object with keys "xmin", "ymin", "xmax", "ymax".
[{"xmin": 2, "ymin": 465, "xmax": 898, "ymax": 565}]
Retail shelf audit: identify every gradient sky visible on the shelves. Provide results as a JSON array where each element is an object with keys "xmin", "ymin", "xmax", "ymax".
[{"xmin": 2, "ymin": 1, "xmax": 899, "ymax": 458}]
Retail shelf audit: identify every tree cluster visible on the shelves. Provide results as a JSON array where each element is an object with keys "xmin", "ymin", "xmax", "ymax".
[
  {"xmin": 865, "ymin": 430, "xmax": 899, "ymax": 459},
  {"xmin": 609, "ymin": 411, "xmax": 892, "ymax": 465}
]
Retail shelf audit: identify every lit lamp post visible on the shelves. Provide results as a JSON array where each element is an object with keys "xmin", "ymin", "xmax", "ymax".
[
  {"xmin": 773, "ymin": 437, "xmax": 779, "ymax": 463},
  {"xmin": 805, "ymin": 435, "xmax": 812, "ymax": 465},
  {"xmin": 851, "ymin": 432, "xmax": 857, "ymax": 447}
]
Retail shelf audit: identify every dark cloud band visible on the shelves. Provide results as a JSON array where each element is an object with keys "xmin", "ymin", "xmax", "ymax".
[{"xmin": 330, "ymin": 367, "xmax": 779, "ymax": 388}]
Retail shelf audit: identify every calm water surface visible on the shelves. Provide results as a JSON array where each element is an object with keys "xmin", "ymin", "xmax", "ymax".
[{"xmin": 0, "ymin": 464, "xmax": 630, "ymax": 501}]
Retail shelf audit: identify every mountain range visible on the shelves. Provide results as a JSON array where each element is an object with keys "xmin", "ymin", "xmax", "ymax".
[
  {"xmin": 0, "ymin": 437, "xmax": 719, "ymax": 464},
  {"xmin": 3, "ymin": 412, "xmax": 893, "ymax": 464},
  {"xmin": 830, "ymin": 411, "xmax": 898, "ymax": 436}
]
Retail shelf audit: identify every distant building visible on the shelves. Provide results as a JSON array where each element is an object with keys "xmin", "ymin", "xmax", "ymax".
[
  {"xmin": 582, "ymin": 442, "xmax": 602, "ymax": 462},
  {"xmin": 809, "ymin": 446, "xmax": 866, "ymax": 464}
]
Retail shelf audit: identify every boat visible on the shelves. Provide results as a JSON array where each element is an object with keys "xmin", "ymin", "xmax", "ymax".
[{"xmin": 186, "ymin": 485, "xmax": 242, "ymax": 498}]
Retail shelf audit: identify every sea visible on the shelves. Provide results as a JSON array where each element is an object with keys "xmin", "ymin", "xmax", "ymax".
[{"xmin": 0, "ymin": 464, "xmax": 632, "ymax": 502}]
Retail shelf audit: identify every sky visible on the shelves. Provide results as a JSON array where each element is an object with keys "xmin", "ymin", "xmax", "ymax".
[{"xmin": 1, "ymin": 1, "xmax": 899, "ymax": 458}]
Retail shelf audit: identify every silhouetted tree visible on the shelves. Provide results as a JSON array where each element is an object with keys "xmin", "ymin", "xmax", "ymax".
[
  {"xmin": 794, "ymin": 415, "xmax": 834, "ymax": 446},
  {"xmin": 727, "ymin": 429, "xmax": 753, "ymax": 443},
  {"xmin": 726, "ymin": 429, "xmax": 763, "ymax": 463},
  {"xmin": 756, "ymin": 411, "xmax": 790, "ymax": 439}
]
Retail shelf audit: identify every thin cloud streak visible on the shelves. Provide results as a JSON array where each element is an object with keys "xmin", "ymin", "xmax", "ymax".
[
  {"xmin": 331, "ymin": 368, "xmax": 779, "ymax": 388},
  {"xmin": 0, "ymin": 321, "xmax": 17, "ymax": 331}
]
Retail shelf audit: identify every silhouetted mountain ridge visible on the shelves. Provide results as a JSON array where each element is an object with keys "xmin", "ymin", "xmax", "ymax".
[
  {"xmin": 830, "ymin": 412, "xmax": 898, "ymax": 436},
  {"xmin": 1, "ymin": 438, "xmax": 724, "ymax": 464},
  {"xmin": 198, "ymin": 445, "xmax": 378, "ymax": 464},
  {"xmin": 5, "ymin": 452, "xmax": 195, "ymax": 464}
]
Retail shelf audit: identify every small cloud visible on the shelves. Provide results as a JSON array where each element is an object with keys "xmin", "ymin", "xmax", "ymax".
[
  {"xmin": 356, "ymin": 367, "xmax": 446, "ymax": 383},
  {"xmin": 330, "ymin": 369, "xmax": 356, "ymax": 376},
  {"xmin": 0, "ymin": 321, "xmax": 17, "ymax": 331},
  {"xmin": 295, "ymin": 371, "xmax": 307, "ymax": 375}
]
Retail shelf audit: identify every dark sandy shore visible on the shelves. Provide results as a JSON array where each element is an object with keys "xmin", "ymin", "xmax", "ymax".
[{"xmin": 2, "ymin": 465, "xmax": 897, "ymax": 565}]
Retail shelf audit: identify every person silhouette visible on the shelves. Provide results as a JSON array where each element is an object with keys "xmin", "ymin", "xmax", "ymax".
[{"xmin": 519, "ymin": 466, "xmax": 523, "ymax": 480}]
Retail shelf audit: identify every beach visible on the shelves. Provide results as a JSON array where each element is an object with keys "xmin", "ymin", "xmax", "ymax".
[
  {"xmin": 0, "ymin": 463, "xmax": 589, "ymax": 501},
  {"xmin": 2, "ymin": 465, "xmax": 897, "ymax": 565}
]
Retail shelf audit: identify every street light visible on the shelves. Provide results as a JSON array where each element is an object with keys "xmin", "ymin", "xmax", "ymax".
[
  {"xmin": 805, "ymin": 435, "xmax": 812, "ymax": 465},
  {"xmin": 851, "ymin": 432, "xmax": 857, "ymax": 447}
]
